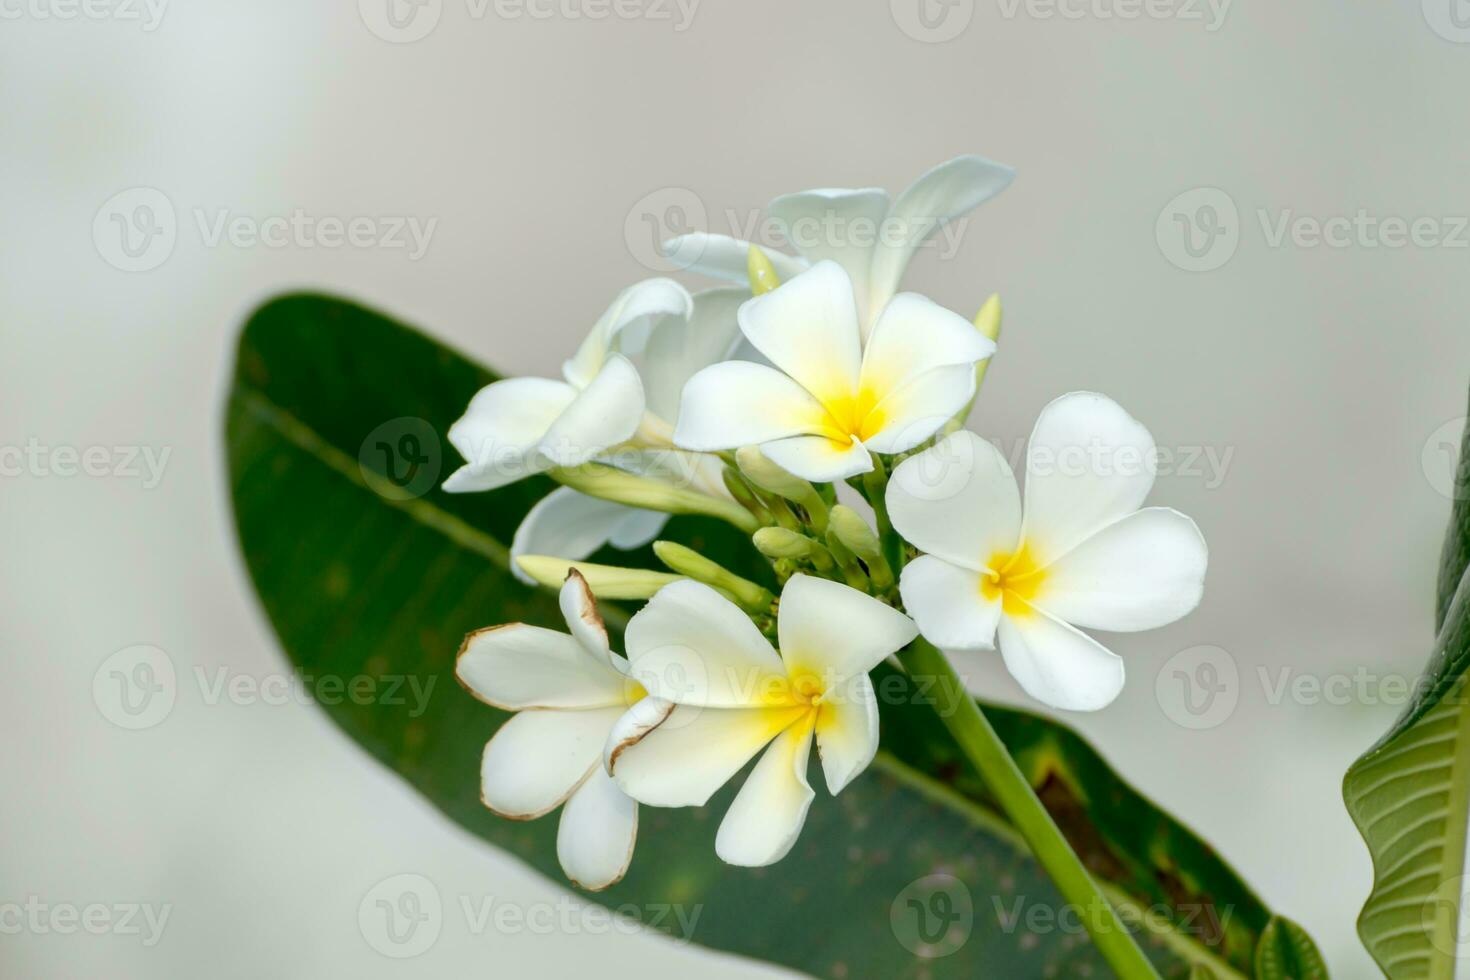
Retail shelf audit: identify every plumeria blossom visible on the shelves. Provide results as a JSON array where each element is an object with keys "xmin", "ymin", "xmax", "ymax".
[
  {"xmin": 673, "ymin": 260, "xmax": 996, "ymax": 481},
  {"xmin": 663, "ymin": 154, "xmax": 1015, "ymax": 339},
  {"xmin": 455, "ymin": 571, "xmax": 659, "ymax": 891},
  {"xmin": 606, "ymin": 575, "xmax": 917, "ymax": 867},
  {"xmin": 443, "ymin": 281, "xmax": 747, "ymax": 582},
  {"xmin": 886, "ymin": 393, "xmax": 1209, "ymax": 712}
]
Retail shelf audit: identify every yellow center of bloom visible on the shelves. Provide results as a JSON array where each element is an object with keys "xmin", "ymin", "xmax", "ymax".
[
  {"xmin": 980, "ymin": 542, "xmax": 1047, "ymax": 615},
  {"xmin": 817, "ymin": 387, "xmax": 887, "ymax": 445}
]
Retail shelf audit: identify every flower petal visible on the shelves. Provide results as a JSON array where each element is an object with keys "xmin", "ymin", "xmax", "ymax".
[
  {"xmin": 760, "ymin": 434, "xmax": 874, "ymax": 482},
  {"xmin": 776, "ymin": 574, "xmax": 918, "ymax": 682},
  {"xmin": 510, "ymin": 488, "xmax": 668, "ymax": 586},
  {"xmin": 559, "ymin": 569, "xmax": 614, "ymax": 667},
  {"xmin": 1021, "ymin": 392, "xmax": 1157, "ymax": 565},
  {"xmin": 624, "ymin": 580, "xmax": 787, "ymax": 707},
  {"xmin": 480, "ymin": 706, "xmax": 626, "ymax": 818},
  {"xmin": 865, "ymin": 156, "xmax": 1015, "ymax": 327},
  {"xmin": 556, "ymin": 765, "xmax": 638, "ymax": 892},
  {"xmin": 457, "ymin": 624, "xmax": 627, "ymax": 710},
  {"xmin": 898, "ymin": 555, "xmax": 1002, "ymax": 651},
  {"xmin": 715, "ymin": 715, "xmax": 816, "ymax": 867},
  {"xmin": 769, "ymin": 188, "xmax": 889, "ymax": 324},
  {"xmin": 443, "ymin": 377, "xmax": 576, "ymax": 492},
  {"xmin": 996, "ymin": 605, "xmax": 1125, "ymax": 712},
  {"xmin": 641, "ymin": 286, "xmax": 747, "ymax": 424},
  {"xmin": 814, "ymin": 675, "xmax": 879, "ymax": 795},
  {"xmin": 887, "ymin": 430, "xmax": 1022, "ymax": 571},
  {"xmin": 860, "ymin": 291, "xmax": 996, "ymax": 396},
  {"xmin": 660, "ymin": 232, "xmax": 809, "ymax": 283},
  {"xmin": 736, "ymin": 260, "xmax": 863, "ymax": 411},
  {"xmin": 610, "ymin": 704, "xmax": 805, "ymax": 807},
  {"xmin": 536, "ymin": 354, "xmax": 645, "ymax": 469},
  {"xmin": 862, "ymin": 363, "xmax": 979, "ymax": 455},
  {"xmin": 1033, "ymin": 507, "xmax": 1207, "ymax": 632},
  {"xmin": 673, "ymin": 361, "xmax": 830, "ymax": 451},
  {"xmin": 562, "ymin": 278, "xmax": 692, "ymax": 389}
]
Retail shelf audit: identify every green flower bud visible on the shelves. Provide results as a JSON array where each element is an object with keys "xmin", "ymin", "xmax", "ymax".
[
  {"xmin": 735, "ymin": 446, "xmax": 829, "ymax": 531},
  {"xmin": 515, "ymin": 556, "xmax": 680, "ymax": 600},
  {"xmin": 828, "ymin": 505, "xmax": 895, "ymax": 592},
  {"xmin": 551, "ymin": 463, "xmax": 758, "ymax": 534},
  {"xmin": 652, "ymin": 541, "xmax": 775, "ymax": 614},
  {"xmin": 747, "ymin": 245, "xmax": 781, "ymax": 296}
]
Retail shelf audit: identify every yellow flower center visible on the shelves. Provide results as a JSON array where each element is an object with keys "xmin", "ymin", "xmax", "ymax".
[
  {"xmin": 980, "ymin": 543, "xmax": 1047, "ymax": 616},
  {"xmin": 818, "ymin": 387, "xmax": 887, "ymax": 444}
]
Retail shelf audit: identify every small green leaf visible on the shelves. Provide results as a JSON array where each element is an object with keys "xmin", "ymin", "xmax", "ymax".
[{"xmin": 1253, "ymin": 916, "xmax": 1328, "ymax": 980}]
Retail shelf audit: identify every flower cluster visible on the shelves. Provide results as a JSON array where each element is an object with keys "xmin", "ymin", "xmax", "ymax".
[{"xmin": 448, "ymin": 156, "xmax": 1209, "ymax": 890}]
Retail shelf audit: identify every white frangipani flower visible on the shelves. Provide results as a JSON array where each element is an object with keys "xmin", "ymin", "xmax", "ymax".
[
  {"xmin": 607, "ymin": 575, "xmax": 917, "ymax": 867},
  {"xmin": 443, "ymin": 277, "xmax": 704, "ymax": 493},
  {"xmin": 456, "ymin": 571, "xmax": 665, "ymax": 891},
  {"xmin": 673, "ymin": 260, "xmax": 996, "ymax": 482},
  {"xmin": 663, "ymin": 155, "xmax": 1014, "ymax": 338},
  {"xmin": 886, "ymin": 394, "xmax": 1209, "ymax": 712}
]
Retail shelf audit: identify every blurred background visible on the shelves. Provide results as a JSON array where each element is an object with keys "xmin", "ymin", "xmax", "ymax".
[{"xmin": 4, "ymin": 1, "xmax": 1469, "ymax": 976}]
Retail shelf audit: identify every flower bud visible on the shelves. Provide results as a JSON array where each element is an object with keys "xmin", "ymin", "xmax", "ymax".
[
  {"xmin": 736, "ymin": 447, "xmax": 829, "ymax": 531},
  {"xmin": 747, "ymin": 245, "xmax": 781, "ymax": 296},
  {"xmin": 652, "ymin": 541, "xmax": 776, "ymax": 613},
  {"xmin": 753, "ymin": 527, "xmax": 813, "ymax": 560},
  {"xmin": 551, "ymin": 463, "xmax": 758, "ymax": 533},
  {"xmin": 828, "ymin": 505, "xmax": 894, "ymax": 591},
  {"xmin": 515, "ymin": 556, "xmax": 680, "ymax": 600}
]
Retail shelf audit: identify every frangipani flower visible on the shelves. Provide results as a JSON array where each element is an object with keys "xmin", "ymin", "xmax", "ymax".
[
  {"xmin": 663, "ymin": 154, "xmax": 1015, "ymax": 338},
  {"xmin": 673, "ymin": 260, "xmax": 995, "ymax": 481},
  {"xmin": 455, "ymin": 571, "xmax": 654, "ymax": 891},
  {"xmin": 886, "ymin": 393, "xmax": 1208, "ymax": 712},
  {"xmin": 607, "ymin": 575, "xmax": 917, "ymax": 867}
]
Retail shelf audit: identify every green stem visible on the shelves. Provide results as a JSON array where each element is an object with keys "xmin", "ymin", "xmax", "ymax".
[
  {"xmin": 900, "ymin": 638, "xmax": 1162, "ymax": 980},
  {"xmin": 859, "ymin": 456, "xmax": 905, "ymax": 576}
]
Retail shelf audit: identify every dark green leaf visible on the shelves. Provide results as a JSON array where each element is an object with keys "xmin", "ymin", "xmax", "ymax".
[{"xmin": 1253, "ymin": 916, "xmax": 1328, "ymax": 980}]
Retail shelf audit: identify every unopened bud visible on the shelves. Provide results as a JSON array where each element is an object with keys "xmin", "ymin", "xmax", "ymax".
[
  {"xmin": 748, "ymin": 245, "xmax": 781, "ymax": 296},
  {"xmin": 736, "ymin": 447, "xmax": 829, "ymax": 530},
  {"xmin": 515, "ymin": 556, "xmax": 680, "ymax": 600},
  {"xmin": 652, "ymin": 541, "xmax": 775, "ymax": 613},
  {"xmin": 551, "ymin": 463, "xmax": 758, "ymax": 534},
  {"xmin": 828, "ymin": 505, "xmax": 894, "ymax": 591}
]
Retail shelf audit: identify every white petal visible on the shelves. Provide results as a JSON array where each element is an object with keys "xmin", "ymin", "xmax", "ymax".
[
  {"xmin": 887, "ymin": 430, "xmax": 1022, "ymax": 571},
  {"xmin": 559, "ymin": 569, "xmax": 613, "ymax": 666},
  {"xmin": 624, "ymin": 580, "xmax": 787, "ymax": 707},
  {"xmin": 861, "ymin": 363, "xmax": 979, "ymax": 455},
  {"xmin": 660, "ymin": 232, "xmax": 809, "ymax": 283},
  {"xmin": 536, "ymin": 354, "xmax": 645, "ymax": 468},
  {"xmin": 736, "ymin": 260, "xmax": 863, "ymax": 411},
  {"xmin": 480, "ymin": 706, "xmax": 626, "ymax": 818},
  {"xmin": 715, "ymin": 716, "xmax": 815, "ymax": 867},
  {"xmin": 898, "ymin": 555, "xmax": 1002, "ymax": 651},
  {"xmin": 776, "ymin": 574, "xmax": 918, "ymax": 682},
  {"xmin": 457, "ymin": 624, "xmax": 627, "ymax": 710},
  {"xmin": 1034, "ymin": 508, "xmax": 1207, "ymax": 632},
  {"xmin": 760, "ymin": 434, "xmax": 874, "ymax": 482},
  {"xmin": 865, "ymin": 156, "xmax": 1015, "ymax": 326},
  {"xmin": 814, "ymin": 676, "xmax": 879, "ymax": 794},
  {"xmin": 610, "ymin": 704, "xmax": 804, "ymax": 807},
  {"xmin": 860, "ymin": 292, "xmax": 996, "ymax": 396},
  {"xmin": 673, "ymin": 361, "xmax": 829, "ymax": 451},
  {"xmin": 509, "ymin": 489, "xmax": 667, "ymax": 586},
  {"xmin": 768, "ymin": 188, "xmax": 889, "ymax": 323},
  {"xmin": 641, "ymin": 287, "xmax": 747, "ymax": 423},
  {"xmin": 557, "ymin": 766, "xmax": 638, "ymax": 892},
  {"xmin": 1021, "ymin": 392, "xmax": 1157, "ymax": 565},
  {"xmin": 443, "ymin": 377, "xmax": 576, "ymax": 492},
  {"xmin": 603, "ymin": 696, "xmax": 676, "ymax": 774},
  {"xmin": 562, "ymin": 279, "xmax": 692, "ymax": 389},
  {"xmin": 996, "ymin": 606, "xmax": 1125, "ymax": 712}
]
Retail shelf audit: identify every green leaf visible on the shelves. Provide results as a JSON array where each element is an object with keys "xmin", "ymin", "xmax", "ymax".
[
  {"xmin": 1345, "ymin": 394, "xmax": 1470, "ymax": 979},
  {"xmin": 1253, "ymin": 916, "xmax": 1328, "ymax": 980},
  {"xmin": 226, "ymin": 292, "xmax": 1314, "ymax": 978}
]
